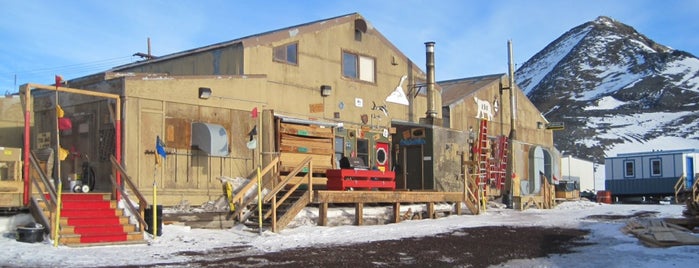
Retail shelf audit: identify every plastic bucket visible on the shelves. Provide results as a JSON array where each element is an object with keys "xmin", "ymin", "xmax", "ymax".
[
  {"xmin": 16, "ymin": 224, "xmax": 45, "ymax": 243},
  {"xmin": 144, "ymin": 205, "xmax": 163, "ymax": 236}
]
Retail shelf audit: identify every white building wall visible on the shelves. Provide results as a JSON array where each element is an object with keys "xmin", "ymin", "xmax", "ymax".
[{"xmin": 561, "ymin": 155, "xmax": 599, "ymax": 192}]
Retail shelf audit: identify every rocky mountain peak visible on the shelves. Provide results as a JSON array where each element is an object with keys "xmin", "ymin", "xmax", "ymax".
[{"xmin": 515, "ymin": 16, "xmax": 699, "ymax": 163}]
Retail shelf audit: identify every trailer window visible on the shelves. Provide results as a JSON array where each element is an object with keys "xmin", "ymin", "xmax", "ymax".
[
  {"xmin": 624, "ymin": 160, "xmax": 635, "ymax": 178},
  {"xmin": 650, "ymin": 158, "xmax": 662, "ymax": 176}
]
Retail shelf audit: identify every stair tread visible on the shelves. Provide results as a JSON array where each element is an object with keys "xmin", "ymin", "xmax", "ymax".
[{"xmin": 61, "ymin": 231, "xmax": 142, "ymax": 237}]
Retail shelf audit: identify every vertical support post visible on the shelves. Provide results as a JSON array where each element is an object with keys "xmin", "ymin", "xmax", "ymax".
[
  {"xmin": 53, "ymin": 181, "xmax": 62, "ymax": 247},
  {"xmin": 427, "ymin": 202, "xmax": 435, "ymax": 219},
  {"xmin": 393, "ymin": 203, "xmax": 401, "ymax": 223},
  {"xmin": 115, "ymin": 98, "xmax": 122, "ymax": 201},
  {"xmin": 308, "ymin": 160, "xmax": 313, "ymax": 202},
  {"xmin": 152, "ymin": 181, "xmax": 157, "ymax": 240},
  {"xmin": 355, "ymin": 203, "xmax": 364, "ymax": 226},
  {"xmin": 21, "ymin": 85, "xmax": 31, "ymax": 206},
  {"xmin": 257, "ymin": 166, "xmax": 262, "ymax": 235},
  {"xmin": 318, "ymin": 203, "xmax": 328, "ymax": 226}
]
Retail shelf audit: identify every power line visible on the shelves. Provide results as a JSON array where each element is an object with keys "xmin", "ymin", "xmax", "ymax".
[{"xmin": 0, "ymin": 55, "xmax": 138, "ymax": 92}]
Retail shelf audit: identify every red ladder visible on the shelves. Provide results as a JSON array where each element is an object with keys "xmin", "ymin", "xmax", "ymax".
[
  {"xmin": 493, "ymin": 136, "xmax": 509, "ymax": 190},
  {"xmin": 475, "ymin": 119, "xmax": 489, "ymax": 198}
]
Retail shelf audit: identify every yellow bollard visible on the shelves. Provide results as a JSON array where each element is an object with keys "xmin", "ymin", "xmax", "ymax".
[{"xmin": 53, "ymin": 181, "xmax": 62, "ymax": 247}]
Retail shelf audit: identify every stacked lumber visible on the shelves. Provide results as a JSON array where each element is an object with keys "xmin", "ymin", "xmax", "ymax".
[
  {"xmin": 623, "ymin": 218, "xmax": 699, "ymax": 247},
  {"xmin": 279, "ymin": 122, "xmax": 334, "ymax": 173}
]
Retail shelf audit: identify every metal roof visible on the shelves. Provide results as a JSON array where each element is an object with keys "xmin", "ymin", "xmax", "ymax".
[{"xmin": 438, "ymin": 74, "xmax": 504, "ymax": 107}]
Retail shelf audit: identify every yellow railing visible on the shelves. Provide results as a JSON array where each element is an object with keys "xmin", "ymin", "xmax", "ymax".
[
  {"xmin": 109, "ymin": 155, "xmax": 148, "ymax": 232},
  {"xmin": 692, "ymin": 174, "xmax": 699, "ymax": 203},
  {"xmin": 674, "ymin": 175, "xmax": 687, "ymax": 203}
]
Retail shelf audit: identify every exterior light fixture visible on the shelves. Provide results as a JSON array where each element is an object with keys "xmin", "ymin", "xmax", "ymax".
[
  {"xmin": 198, "ymin": 87, "xmax": 212, "ymax": 99},
  {"xmin": 320, "ymin": 85, "xmax": 332, "ymax": 97}
]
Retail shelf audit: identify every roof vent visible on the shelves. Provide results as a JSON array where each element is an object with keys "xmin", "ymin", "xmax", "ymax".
[{"xmin": 354, "ymin": 19, "xmax": 367, "ymax": 33}]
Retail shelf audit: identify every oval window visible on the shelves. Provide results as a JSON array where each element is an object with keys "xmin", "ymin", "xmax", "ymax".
[{"xmin": 376, "ymin": 147, "xmax": 387, "ymax": 165}]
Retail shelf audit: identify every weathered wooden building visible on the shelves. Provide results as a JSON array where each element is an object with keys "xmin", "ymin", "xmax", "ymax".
[
  {"xmin": 21, "ymin": 12, "xmax": 559, "ymax": 212},
  {"xmin": 29, "ymin": 13, "xmax": 439, "ymax": 206},
  {"xmin": 437, "ymin": 74, "xmax": 559, "ymax": 208}
]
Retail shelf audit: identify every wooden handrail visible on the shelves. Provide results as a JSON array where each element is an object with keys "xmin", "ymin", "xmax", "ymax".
[
  {"xmin": 264, "ymin": 156, "xmax": 312, "ymax": 203},
  {"xmin": 28, "ymin": 152, "xmax": 56, "ymax": 211},
  {"xmin": 261, "ymin": 157, "xmax": 312, "ymax": 228},
  {"xmin": 109, "ymin": 155, "xmax": 148, "ymax": 232},
  {"xmin": 229, "ymin": 157, "xmax": 280, "ymax": 210},
  {"xmin": 26, "ymin": 151, "xmax": 58, "ymax": 235}
]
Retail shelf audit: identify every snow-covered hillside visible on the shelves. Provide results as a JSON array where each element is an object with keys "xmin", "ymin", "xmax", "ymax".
[{"xmin": 516, "ymin": 16, "xmax": 699, "ymax": 163}]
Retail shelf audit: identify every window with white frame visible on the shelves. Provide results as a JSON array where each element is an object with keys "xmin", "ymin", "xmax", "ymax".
[
  {"xmin": 624, "ymin": 160, "xmax": 635, "ymax": 178},
  {"xmin": 273, "ymin": 42, "xmax": 298, "ymax": 65},
  {"xmin": 342, "ymin": 51, "xmax": 375, "ymax": 83},
  {"xmin": 650, "ymin": 158, "xmax": 662, "ymax": 176}
]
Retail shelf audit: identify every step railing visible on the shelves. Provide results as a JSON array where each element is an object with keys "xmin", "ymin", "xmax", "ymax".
[
  {"xmin": 262, "ymin": 156, "xmax": 313, "ymax": 232},
  {"xmin": 229, "ymin": 157, "xmax": 280, "ymax": 222},
  {"xmin": 109, "ymin": 155, "xmax": 148, "ymax": 232},
  {"xmin": 27, "ymin": 151, "xmax": 58, "ymax": 234},
  {"xmin": 692, "ymin": 174, "xmax": 699, "ymax": 203},
  {"xmin": 464, "ymin": 174, "xmax": 480, "ymax": 215},
  {"xmin": 674, "ymin": 175, "xmax": 687, "ymax": 203}
]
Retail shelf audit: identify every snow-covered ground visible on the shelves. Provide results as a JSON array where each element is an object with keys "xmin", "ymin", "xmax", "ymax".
[{"xmin": 1, "ymin": 201, "xmax": 698, "ymax": 267}]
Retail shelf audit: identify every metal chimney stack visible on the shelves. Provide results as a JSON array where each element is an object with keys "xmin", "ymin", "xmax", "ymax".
[
  {"xmin": 507, "ymin": 40, "xmax": 516, "ymax": 138},
  {"xmin": 425, "ymin": 42, "xmax": 437, "ymax": 119}
]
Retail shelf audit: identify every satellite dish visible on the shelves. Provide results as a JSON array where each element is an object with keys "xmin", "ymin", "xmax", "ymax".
[{"xmin": 385, "ymin": 75, "xmax": 409, "ymax": 105}]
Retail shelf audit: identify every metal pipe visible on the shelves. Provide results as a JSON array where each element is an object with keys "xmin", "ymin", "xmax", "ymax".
[
  {"xmin": 424, "ymin": 42, "xmax": 437, "ymax": 118},
  {"xmin": 507, "ymin": 40, "xmax": 516, "ymax": 137}
]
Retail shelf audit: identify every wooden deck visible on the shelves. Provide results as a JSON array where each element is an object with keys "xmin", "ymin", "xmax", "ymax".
[{"xmin": 312, "ymin": 190, "xmax": 467, "ymax": 226}]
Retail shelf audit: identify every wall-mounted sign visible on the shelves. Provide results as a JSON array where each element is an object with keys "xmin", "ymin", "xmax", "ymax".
[
  {"xmin": 355, "ymin": 98, "xmax": 363, "ymax": 107},
  {"xmin": 309, "ymin": 103, "xmax": 324, "ymax": 113}
]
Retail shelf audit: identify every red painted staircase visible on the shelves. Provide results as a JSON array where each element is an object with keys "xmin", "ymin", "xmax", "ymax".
[{"xmin": 44, "ymin": 193, "xmax": 145, "ymax": 246}]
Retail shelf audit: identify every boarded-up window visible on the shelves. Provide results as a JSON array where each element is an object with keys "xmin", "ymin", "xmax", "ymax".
[{"xmin": 165, "ymin": 118, "xmax": 192, "ymax": 149}]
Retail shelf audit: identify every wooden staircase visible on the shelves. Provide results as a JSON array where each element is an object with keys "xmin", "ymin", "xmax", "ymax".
[
  {"xmin": 232, "ymin": 156, "xmax": 314, "ymax": 233},
  {"xmin": 683, "ymin": 174, "xmax": 699, "ymax": 217},
  {"xmin": 243, "ymin": 189, "xmax": 310, "ymax": 232},
  {"xmin": 27, "ymin": 152, "xmax": 148, "ymax": 246},
  {"xmin": 46, "ymin": 193, "xmax": 144, "ymax": 245}
]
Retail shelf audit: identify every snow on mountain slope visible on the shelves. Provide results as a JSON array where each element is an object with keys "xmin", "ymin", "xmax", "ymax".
[{"xmin": 515, "ymin": 16, "xmax": 699, "ymax": 163}]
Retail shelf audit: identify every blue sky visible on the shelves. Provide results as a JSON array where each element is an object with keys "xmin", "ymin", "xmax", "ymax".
[{"xmin": 1, "ymin": 0, "xmax": 697, "ymax": 93}]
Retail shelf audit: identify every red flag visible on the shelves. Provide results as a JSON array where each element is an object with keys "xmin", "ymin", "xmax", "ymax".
[
  {"xmin": 55, "ymin": 75, "xmax": 64, "ymax": 89},
  {"xmin": 251, "ymin": 107, "xmax": 258, "ymax": 119}
]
